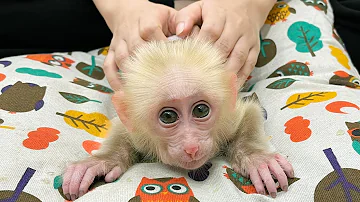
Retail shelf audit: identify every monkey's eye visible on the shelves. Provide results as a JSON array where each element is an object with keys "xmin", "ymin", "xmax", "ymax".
[
  {"xmin": 141, "ymin": 184, "xmax": 163, "ymax": 194},
  {"xmin": 167, "ymin": 183, "xmax": 189, "ymax": 194},
  {"xmin": 192, "ymin": 104, "xmax": 210, "ymax": 118},
  {"xmin": 159, "ymin": 110, "xmax": 178, "ymax": 124}
]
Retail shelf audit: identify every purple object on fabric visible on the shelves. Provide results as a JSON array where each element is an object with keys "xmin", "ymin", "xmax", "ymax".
[
  {"xmin": 323, "ymin": 148, "xmax": 360, "ymax": 202},
  {"xmin": 0, "ymin": 167, "xmax": 36, "ymax": 202}
]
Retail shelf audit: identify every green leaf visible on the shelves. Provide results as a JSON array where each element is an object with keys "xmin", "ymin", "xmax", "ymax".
[
  {"xmin": 59, "ymin": 92, "xmax": 102, "ymax": 104},
  {"xmin": 287, "ymin": 21, "xmax": 323, "ymax": 57},
  {"xmin": 266, "ymin": 78, "xmax": 297, "ymax": 89}
]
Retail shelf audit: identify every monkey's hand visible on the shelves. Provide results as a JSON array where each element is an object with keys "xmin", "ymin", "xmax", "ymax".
[
  {"xmin": 62, "ymin": 157, "xmax": 124, "ymax": 201},
  {"xmin": 231, "ymin": 153, "xmax": 294, "ymax": 198}
]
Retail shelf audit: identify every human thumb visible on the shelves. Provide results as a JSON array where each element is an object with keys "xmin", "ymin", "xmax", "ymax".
[{"xmin": 174, "ymin": 1, "xmax": 202, "ymax": 38}]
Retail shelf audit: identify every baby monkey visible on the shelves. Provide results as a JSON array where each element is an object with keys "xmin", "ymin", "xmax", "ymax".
[{"xmin": 62, "ymin": 37, "xmax": 294, "ymax": 200}]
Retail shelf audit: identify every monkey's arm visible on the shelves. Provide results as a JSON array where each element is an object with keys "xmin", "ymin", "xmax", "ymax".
[
  {"xmin": 62, "ymin": 117, "xmax": 137, "ymax": 201},
  {"xmin": 227, "ymin": 100, "xmax": 294, "ymax": 197}
]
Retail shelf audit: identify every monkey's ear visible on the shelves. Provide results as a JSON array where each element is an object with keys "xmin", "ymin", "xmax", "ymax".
[
  {"xmin": 111, "ymin": 91, "xmax": 133, "ymax": 132},
  {"xmin": 229, "ymin": 73, "xmax": 238, "ymax": 109}
]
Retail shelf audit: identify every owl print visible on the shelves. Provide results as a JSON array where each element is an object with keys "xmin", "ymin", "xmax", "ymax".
[
  {"xmin": 267, "ymin": 60, "xmax": 312, "ymax": 78},
  {"xmin": 26, "ymin": 54, "xmax": 74, "ymax": 69},
  {"xmin": 129, "ymin": 177, "xmax": 199, "ymax": 202},
  {"xmin": 329, "ymin": 71, "xmax": 360, "ymax": 89},
  {"xmin": 301, "ymin": 0, "xmax": 328, "ymax": 14},
  {"xmin": 265, "ymin": 1, "xmax": 296, "ymax": 25}
]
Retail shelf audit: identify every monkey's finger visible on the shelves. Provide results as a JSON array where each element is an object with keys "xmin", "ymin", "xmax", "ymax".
[
  {"xmin": 68, "ymin": 164, "xmax": 91, "ymax": 200},
  {"xmin": 105, "ymin": 166, "xmax": 122, "ymax": 182},
  {"xmin": 78, "ymin": 164, "xmax": 105, "ymax": 198},
  {"xmin": 214, "ymin": 22, "xmax": 242, "ymax": 57},
  {"xmin": 225, "ymin": 37, "xmax": 250, "ymax": 80},
  {"xmin": 62, "ymin": 164, "xmax": 76, "ymax": 200},
  {"xmin": 173, "ymin": 1, "xmax": 203, "ymax": 38},
  {"xmin": 198, "ymin": 11, "xmax": 226, "ymax": 43},
  {"xmin": 104, "ymin": 50, "xmax": 122, "ymax": 91},
  {"xmin": 139, "ymin": 19, "xmax": 168, "ymax": 41},
  {"xmin": 248, "ymin": 165, "xmax": 265, "ymax": 195},
  {"xmin": 275, "ymin": 154, "xmax": 295, "ymax": 178},
  {"xmin": 258, "ymin": 163, "xmax": 277, "ymax": 198},
  {"xmin": 268, "ymin": 158, "xmax": 288, "ymax": 192},
  {"xmin": 235, "ymin": 46, "xmax": 259, "ymax": 87}
]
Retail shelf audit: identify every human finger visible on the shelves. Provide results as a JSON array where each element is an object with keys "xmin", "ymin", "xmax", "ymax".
[
  {"xmin": 225, "ymin": 37, "xmax": 250, "ymax": 83},
  {"xmin": 139, "ymin": 18, "xmax": 168, "ymax": 41},
  {"xmin": 104, "ymin": 49, "xmax": 123, "ymax": 91},
  {"xmin": 214, "ymin": 21, "xmax": 242, "ymax": 57},
  {"xmin": 174, "ymin": 1, "xmax": 203, "ymax": 38},
  {"xmin": 236, "ymin": 46, "xmax": 259, "ymax": 86},
  {"xmin": 198, "ymin": 11, "xmax": 226, "ymax": 43}
]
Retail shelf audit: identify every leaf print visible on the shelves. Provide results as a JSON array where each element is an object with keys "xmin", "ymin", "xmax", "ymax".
[
  {"xmin": 76, "ymin": 56, "xmax": 105, "ymax": 80},
  {"xmin": 59, "ymin": 92, "xmax": 102, "ymax": 104},
  {"xmin": 256, "ymin": 35, "xmax": 276, "ymax": 67},
  {"xmin": 56, "ymin": 110, "xmax": 111, "ymax": 138},
  {"xmin": 329, "ymin": 45, "xmax": 351, "ymax": 70},
  {"xmin": 223, "ymin": 165, "xmax": 300, "ymax": 195},
  {"xmin": 287, "ymin": 21, "xmax": 323, "ymax": 57},
  {"xmin": 266, "ymin": 78, "xmax": 297, "ymax": 89},
  {"xmin": 281, "ymin": 92, "xmax": 337, "ymax": 110},
  {"xmin": 71, "ymin": 77, "xmax": 114, "ymax": 94}
]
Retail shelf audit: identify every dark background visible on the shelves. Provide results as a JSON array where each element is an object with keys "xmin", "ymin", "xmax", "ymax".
[{"xmin": 0, "ymin": 0, "xmax": 358, "ymax": 70}]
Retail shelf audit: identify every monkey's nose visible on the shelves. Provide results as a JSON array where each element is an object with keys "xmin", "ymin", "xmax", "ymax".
[{"xmin": 185, "ymin": 145, "xmax": 199, "ymax": 159}]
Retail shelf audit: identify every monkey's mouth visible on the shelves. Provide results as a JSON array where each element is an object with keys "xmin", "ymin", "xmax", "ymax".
[{"xmin": 180, "ymin": 157, "xmax": 209, "ymax": 170}]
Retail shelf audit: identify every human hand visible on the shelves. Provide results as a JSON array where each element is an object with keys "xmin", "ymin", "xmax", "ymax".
[
  {"xmin": 174, "ymin": 0, "xmax": 276, "ymax": 87},
  {"xmin": 94, "ymin": 0, "xmax": 177, "ymax": 91}
]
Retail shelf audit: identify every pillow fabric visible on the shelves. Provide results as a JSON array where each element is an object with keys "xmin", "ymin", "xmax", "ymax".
[{"xmin": 0, "ymin": 0, "xmax": 359, "ymax": 202}]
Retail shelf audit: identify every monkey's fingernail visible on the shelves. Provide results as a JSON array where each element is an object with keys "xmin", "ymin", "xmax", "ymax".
[
  {"xmin": 282, "ymin": 185, "xmax": 288, "ymax": 192},
  {"xmin": 79, "ymin": 191, "xmax": 84, "ymax": 197},
  {"xmin": 176, "ymin": 22, "xmax": 185, "ymax": 35},
  {"xmin": 290, "ymin": 171, "xmax": 294, "ymax": 178},
  {"xmin": 65, "ymin": 194, "xmax": 70, "ymax": 200},
  {"xmin": 71, "ymin": 194, "xmax": 76, "ymax": 201},
  {"xmin": 270, "ymin": 192, "xmax": 277, "ymax": 198},
  {"xmin": 259, "ymin": 191, "xmax": 265, "ymax": 195}
]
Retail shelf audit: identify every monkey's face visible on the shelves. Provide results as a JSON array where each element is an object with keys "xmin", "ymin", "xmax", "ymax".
[{"xmin": 151, "ymin": 94, "xmax": 219, "ymax": 170}]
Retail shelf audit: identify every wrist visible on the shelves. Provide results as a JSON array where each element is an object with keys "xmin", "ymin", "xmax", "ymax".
[{"xmin": 93, "ymin": 0, "xmax": 147, "ymax": 32}]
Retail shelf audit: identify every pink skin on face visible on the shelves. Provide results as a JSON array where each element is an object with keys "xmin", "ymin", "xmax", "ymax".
[{"xmin": 153, "ymin": 93, "xmax": 219, "ymax": 170}]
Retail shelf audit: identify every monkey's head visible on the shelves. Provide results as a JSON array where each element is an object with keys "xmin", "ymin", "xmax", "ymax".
[{"xmin": 112, "ymin": 37, "xmax": 239, "ymax": 170}]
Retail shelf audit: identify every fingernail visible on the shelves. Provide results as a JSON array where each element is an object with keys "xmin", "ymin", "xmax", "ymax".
[
  {"xmin": 65, "ymin": 194, "xmax": 70, "ymax": 200},
  {"xmin": 79, "ymin": 191, "xmax": 84, "ymax": 197},
  {"xmin": 283, "ymin": 185, "xmax": 288, "ymax": 192},
  {"xmin": 270, "ymin": 192, "xmax": 277, "ymax": 198},
  {"xmin": 176, "ymin": 22, "xmax": 185, "ymax": 35},
  {"xmin": 71, "ymin": 194, "xmax": 76, "ymax": 201},
  {"xmin": 259, "ymin": 191, "xmax": 265, "ymax": 195},
  {"xmin": 290, "ymin": 171, "xmax": 294, "ymax": 178}
]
